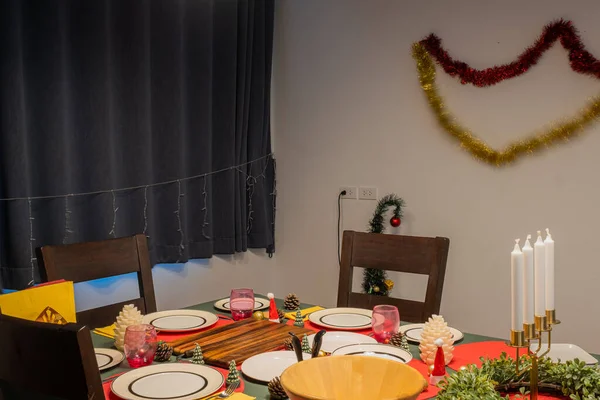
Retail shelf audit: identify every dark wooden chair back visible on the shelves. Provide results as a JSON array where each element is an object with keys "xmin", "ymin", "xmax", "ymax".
[
  {"xmin": 36, "ymin": 234, "xmax": 157, "ymax": 329},
  {"xmin": 337, "ymin": 230, "xmax": 450, "ymax": 323},
  {"xmin": 0, "ymin": 313, "xmax": 104, "ymax": 400}
]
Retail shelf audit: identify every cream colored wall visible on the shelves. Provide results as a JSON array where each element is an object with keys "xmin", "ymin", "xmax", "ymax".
[{"xmin": 271, "ymin": 0, "xmax": 600, "ymax": 353}]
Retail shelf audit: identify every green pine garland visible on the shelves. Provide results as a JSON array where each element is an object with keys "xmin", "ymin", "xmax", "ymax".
[
  {"xmin": 363, "ymin": 194, "xmax": 405, "ymax": 296},
  {"xmin": 437, "ymin": 353, "xmax": 600, "ymax": 399}
]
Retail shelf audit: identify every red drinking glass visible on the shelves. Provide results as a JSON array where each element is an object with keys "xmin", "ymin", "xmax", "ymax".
[
  {"xmin": 371, "ymin": 305, "xmax": 400, "ymax": 344},
  {"xmin": 124, "ymin": 324, "xmax": 158, "ymax": 368},
  {"xmin": 230, "ymin": 288, "xmax": 255, "ymax": 321}
]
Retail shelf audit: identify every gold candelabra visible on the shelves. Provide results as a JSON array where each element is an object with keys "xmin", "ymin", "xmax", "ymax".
[{"xmin": 509, "ymin": 309, "xmax": 561, "ymax": 399}]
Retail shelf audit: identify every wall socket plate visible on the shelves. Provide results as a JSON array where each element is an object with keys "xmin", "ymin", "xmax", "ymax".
[
  {"xmin": 359, "ymin": 187, "xmax": 377, "ymax": 200},
  {"xmin": 339, "ymin": 186, "xmax": 357, "ymax": 199}
]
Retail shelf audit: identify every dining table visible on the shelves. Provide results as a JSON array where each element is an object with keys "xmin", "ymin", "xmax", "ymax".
[{"xmin": 94, "ymin": 295, "xmax": 600, "ymax": 400}]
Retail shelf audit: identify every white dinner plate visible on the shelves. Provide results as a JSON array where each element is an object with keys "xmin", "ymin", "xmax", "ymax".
[
  {"xmin": 308, "ymin": 308, "xmax": 373, "ymax": 330},
  {"xmin": 241, "ymin": 351, "xmax": 312, "ymax": 382},
  {"xmin": 95, "ymin": 348, "xmax": 124, "ymax": 371},
  {"xmin": 213, "ymin": 297, "xmax": 270, "ymax": 312},
  {"xmin": 142, "ymin": 310, "xmax": 218, "ymax": 333},
  {"xmin": 111, "ymin": 363, "xmax": 224, "ymax": 400},
  {"xmin": 331, "ymin": 343, "xmax": 413, "ymax": 363},
  {"xmin": 399, "ymin": 323, "xmax": 464, "ymax": 344},
  {"xmin": 532, "ymin": 343, "xmax": 598, "ymax": 365},
  {"xmin": 307, "ymin": 331, "xmax": 377, "ymax": 354}
]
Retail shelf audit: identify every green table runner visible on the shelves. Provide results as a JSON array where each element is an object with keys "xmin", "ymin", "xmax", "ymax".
[{"xmin": 94, "ymin": 297, "xmax": 600, "ymax": 399}]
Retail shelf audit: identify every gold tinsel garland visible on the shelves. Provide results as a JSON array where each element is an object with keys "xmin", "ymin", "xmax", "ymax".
[{"xmin": 412, "ymin": 43, "xmax": 600, "ymax": 166}]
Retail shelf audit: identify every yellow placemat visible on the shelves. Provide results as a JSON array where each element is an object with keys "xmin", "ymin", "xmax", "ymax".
[
  {"xmin": 93, "ymin": 323, "xmax": 116, "ymax": 339},
  {"xmin": 284, "ymin": 306, "xmax": 324, "ymax": 321},
  {"xmin": 200, "ymin": 393, "xmax": 255, "ymax": 400}
]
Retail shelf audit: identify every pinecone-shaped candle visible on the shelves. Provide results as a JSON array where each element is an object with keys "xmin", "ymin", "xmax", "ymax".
[
  {"xmin": 155, "ymin": 341, "xmax": 174, "ymax": 362},
  {"xmin": 191, "ymin": 343, "xmax": 205, "ymax": 365},
  {"xmin": 283, "ymin": 293, "xmax": 300, "ymax": 310},
  {"xmin": 226, "ymin": 360, "xmax": 240, "ymax": 384},
  {"xmin": 293, "ymin": 310, "xmax": 304, "ymax": 327},
  {"xmin": 113, "ymin": 304, "xmax": 143, "ymax": 351},
  {"xmin": 283, "ymin": 337, "xmax": 293, "ymax": 351},
  {"xmin": 419, "ymin": 315, "xmax": 454, "ymax": 365},
  {"xmin": 389, "ymin": 332, "xmax": 410, "ymax": 353},
  {"xmin": 268, "ymin": 376, "xmax": 288, "ymax": 399}
]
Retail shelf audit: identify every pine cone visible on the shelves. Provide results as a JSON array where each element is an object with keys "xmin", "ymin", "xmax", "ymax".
[
  {"xmin": 283, "ymin": 337, "xmax": 293, "ymax": 351},
  {"xmin": 155, "ymin": 341, "xmax": 173, "ymax": 362},
  {"xmin": 283, "ymin": 293, "xmax": 300, "ymax": 311},
  {"xmin": 389, "ymin": 332, "xmax": 410, "ymax": 351},
  {"xmin": 389, "ymin": 332, "xmax": 403, "ymax": 347},
  {"xmin": 277, "ymin": 308, "xmax": 285, "ymax": 321},
  {"xmin": 268, "ymin": 376, "xmax": 288, "ymax": 399}
]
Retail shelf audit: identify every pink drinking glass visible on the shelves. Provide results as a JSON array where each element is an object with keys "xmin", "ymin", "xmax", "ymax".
[
  {"xmin": 371, "ymin": 305, "xmax": 400, "ymax": 344},
  {"xmin": 230, "ymin": 288, "xmax": 255, "ymax": 321},
  {"xmin": 124, "ymin": 324, "xmax": 158, "ymax": 368}
]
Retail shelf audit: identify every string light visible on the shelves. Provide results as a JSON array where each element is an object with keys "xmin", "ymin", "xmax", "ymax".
[
  {"xmin": 108, "ymin": 190, "xmax": 119, "ymax": 238},
  {"xmin": 201, "ymin": 177, "xmax": 210, "ymax": 239},
  {"xmin": 0, "ymin": 154, "xmax": 275, "ymax": 283}
]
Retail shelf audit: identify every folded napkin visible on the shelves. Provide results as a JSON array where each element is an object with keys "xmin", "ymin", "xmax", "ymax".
[
  {"xmin": 284, "ymin": 306, "xmax": 324, "ymax": 321},
  {"xmin": 94, "ymin": 323, "xmax": 116, "ymax": 339}
]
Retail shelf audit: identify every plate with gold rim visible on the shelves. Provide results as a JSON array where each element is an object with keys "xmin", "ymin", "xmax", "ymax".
[
  {"xmin": 95, "ymin": 348, "xmax": 124, "ymax": 371},
  {"xmin": 111, "ymin": 363, "xmax": 224, "ymax": 400},
  {"xmin": 399, "ymin": 323, "xmax": 463, "ymax": 344},
  {"xmin": 308, "ymin": 307, "xmax": 373, "ymax": 330},
  {"xmin": 142, "ymin": 310, "xmax": 218, "ymax": 333}
]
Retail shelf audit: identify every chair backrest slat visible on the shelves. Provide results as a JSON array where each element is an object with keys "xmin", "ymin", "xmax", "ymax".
[
  {"xmin": 0, "ymin": 313, "xmax": 104, "ymax": 400},
  {"xmin": 337, "ymin": 230, "xmax": 450, "ymax": 323},
  {"xmin": 37, "ymin": 234, "xmax": 157, "ymax": 329}
]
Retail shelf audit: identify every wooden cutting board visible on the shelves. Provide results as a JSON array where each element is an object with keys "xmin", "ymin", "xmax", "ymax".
[{"xmin": 167, "ymin": 319, "xmax": 315, "ymax": 368}]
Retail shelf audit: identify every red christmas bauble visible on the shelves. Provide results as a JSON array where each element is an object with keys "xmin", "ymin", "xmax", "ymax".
[{"xmin": 390, "ymin": 217, "xmax": 401, "ymax": 227}]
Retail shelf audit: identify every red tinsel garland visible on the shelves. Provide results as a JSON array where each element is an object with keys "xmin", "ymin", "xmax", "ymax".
[{"xmin": 420, "ymin": 19, "xmax": 600, "ymax": 87}]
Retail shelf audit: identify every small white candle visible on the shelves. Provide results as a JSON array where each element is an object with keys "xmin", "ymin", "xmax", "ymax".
[
  {"xmin": 534, "ymin": 230, "xmax": 546, "ymax": 316},
  {"xmin": 522, "ymin": 235, "xmax": 534, "ymax": 325},
  {"xmin": 545, "ymin": 228, "xmax": 555, "ymax": 311},
  {"xmin": 511, "ymin": 239, "xmax": 524, "ymax": 331}
]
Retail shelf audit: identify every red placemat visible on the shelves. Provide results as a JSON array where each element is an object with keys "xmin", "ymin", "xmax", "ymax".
[
  {"xmin": 156, "ymin": 315, "xmax": 234, "ymax": 342},
  {"xmin": 407, "ymin": 359, "xmax": 443, "ymax": 400},
  {"xmin": 102, "ymin": 365, "xmax": 244, "ymax": 400},
  {"xmin": 448, "ymin": 341, "xmax": 518, "ymax": 370}
]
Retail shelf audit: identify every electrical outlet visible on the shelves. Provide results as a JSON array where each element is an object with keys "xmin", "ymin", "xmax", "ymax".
[
  {"xmin": 339, "ymin": 186, "xmax": 357, "ymax": 199},
  {"xmin": 359, "ymin": 187, "xmax": 377, "ymax": 200}
]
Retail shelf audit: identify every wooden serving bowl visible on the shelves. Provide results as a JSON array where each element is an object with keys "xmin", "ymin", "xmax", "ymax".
[{"xmin": 280, "ymin": 355, "xmax": 427, "ymax": 400}]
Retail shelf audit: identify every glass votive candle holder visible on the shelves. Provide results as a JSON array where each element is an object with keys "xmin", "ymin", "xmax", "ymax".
[
  {"xmin": 230, "ymin": 288, "xmax": 255, "ymax": 321},
  {"xmin": 371, "ymin": 305, "xmax": 400, "ymax": 344},
  {"xmin": 124, "ymin": 324, "xmax": 158, "ymax": 368}
]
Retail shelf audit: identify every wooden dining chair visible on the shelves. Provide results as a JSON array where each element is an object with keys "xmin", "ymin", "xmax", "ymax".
[
  {"xmin": 36, "ymin": 234, "xmax": 157, "ymax": 329},
  {"xmin": 0, "ymin": 312, "xmax": 104, "ymax": 400},
  {"xmin": 337, "ymin": 230, "xmax": 450, "ymax": 323}
]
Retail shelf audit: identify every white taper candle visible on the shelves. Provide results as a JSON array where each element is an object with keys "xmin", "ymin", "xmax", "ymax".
[
  {"xmin": 544, "ymin": 228, "xmax": 555, "ymax": 311},
  {"xmin": 511, "ymin": 239, "xmax": 524, "ymax": 331},
  {"xmin": 522, "ymin": 235, "xmax": 534, "ymax": 325},
  {"xmin": 534, "ymin": 230, "xmax": 546, "ymax": 316}
]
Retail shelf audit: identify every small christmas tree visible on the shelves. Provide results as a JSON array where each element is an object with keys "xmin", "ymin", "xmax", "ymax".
[
  {"xmin": 226, "ymin": 360, "xmax": 240, "ymax": 384},
  {"xmin": 191, "ymin": 343, "xmax": 204, "ymax": 365},
  {"xmin": 294, "ymin": 310, "xmax": 304, "ymax": 327},
  {"xmin": 301, "ymin": 334, "xmax": 311, "ymax": 354}
]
